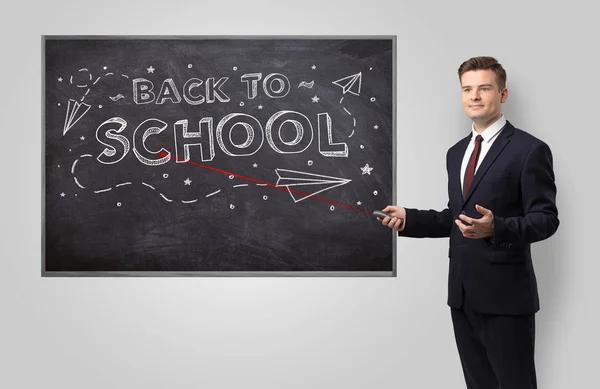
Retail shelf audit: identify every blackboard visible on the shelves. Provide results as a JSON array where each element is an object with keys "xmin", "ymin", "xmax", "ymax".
[{"xmin": 43, "ymin": 36, "xmax": 396, "ymax": 275}]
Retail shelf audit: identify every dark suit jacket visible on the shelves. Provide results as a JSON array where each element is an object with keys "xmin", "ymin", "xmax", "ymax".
[{"xmin": 399, "ymin": 121, "xmax": 559, "ymax": 315}]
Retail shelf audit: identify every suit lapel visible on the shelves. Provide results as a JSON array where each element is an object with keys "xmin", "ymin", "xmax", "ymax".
[{"xmin": 461, "ymin": 121, "xmax": 515, "ymax": 206}]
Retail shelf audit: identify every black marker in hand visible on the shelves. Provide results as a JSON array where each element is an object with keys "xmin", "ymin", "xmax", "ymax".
[
  {"xmin": 372, "ymin": 210, "xmax": 391, "ymax": 219},
  {"xmin": 374, "ymin": 209, "xmax": 405, "ymax": 231}
]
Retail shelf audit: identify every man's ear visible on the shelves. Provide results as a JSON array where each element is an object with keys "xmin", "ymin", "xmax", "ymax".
[{"xmin": 500, "ymin": 88, "xmax": 508, "ymax": 103}]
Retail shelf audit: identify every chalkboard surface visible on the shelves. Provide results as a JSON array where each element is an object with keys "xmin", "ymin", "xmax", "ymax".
[{"xmin": 43, "ymin": 36, "xmax": 396, "ymax": 275}]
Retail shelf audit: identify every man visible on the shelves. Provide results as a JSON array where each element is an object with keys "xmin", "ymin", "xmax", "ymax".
[{"xmin": 380, "ymin": 56, "xmax": 559, "ymax": 389}]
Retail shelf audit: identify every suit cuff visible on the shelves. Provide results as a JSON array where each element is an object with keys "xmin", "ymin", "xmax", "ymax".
[
  {"xmin": 397, "ymin": 208, "xmax": 418, "ymax": 237},
  {"xmin": 489, "ymin": 215, "xmax": 515, "ymax": 249}
]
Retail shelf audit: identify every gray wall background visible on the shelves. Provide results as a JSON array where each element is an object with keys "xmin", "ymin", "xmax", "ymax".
[{"xmin": 1, "ymin": 0, "xmax": 597, "ymax": 388}]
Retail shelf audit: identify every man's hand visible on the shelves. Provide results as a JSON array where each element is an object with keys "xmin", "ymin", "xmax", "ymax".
[
  {"xmin": 455, "ymin": 204, "xmax": 494, "ymax": 239},
  {"xmin": 380, "ymin": 205, "xmax": 406, "ymax": 232}
]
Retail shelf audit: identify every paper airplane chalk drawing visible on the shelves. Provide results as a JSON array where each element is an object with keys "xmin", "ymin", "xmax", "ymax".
[
  {"xmin": 63, "ymin": 99, "xmax": 91, "ymax": 135},
  {"xmin": 332, "ymin": 72, "xmax": 362, "ymax": 96},
  {"xmin": 275, "ymin": 168, "xmax": 351, "ymax": 203}
]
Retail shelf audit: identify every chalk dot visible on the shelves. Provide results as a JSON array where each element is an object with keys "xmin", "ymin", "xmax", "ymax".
[
  {"xmin": 103, "ymin": 66, "xmax": 107, "ymax": 70},
  {"xmin": 373, "ymin": 190, "xmax": 378, "ymax": 196},
  {"xmin": 240, "ymin": 102, "xmax": 245, "ymax": 106},
  {"xmin": 188, "ymin": 64, "xmax": 193, "ymax": 68},
  {"xmin": 229, "ymin": 175, "xmax": 234, "ymax": 179},
  {"xmin": 370, "ymin": 97, "xmax": 376, "ymax": 102},
  {"xmin": 230, "ymin": 204, "xmax": 235, "ymax": 209},
  {"xmin": 57, "ymin": 103, "xmax": 61, "ymax": 106},
  {"xmin": 263, "ymin": 195, "xmax": 268, "ymax": 200},
  {"xmin": 117, "ymin": 202, "xmax": 122, "ymax": 207},
  {"xmin": 163, "ymin": 173, "xmax": 169, "ymax": 178},
  {"xmin": 360, "ymin": 145, "xmax": 365, "ymax": 149},
  {"xmin": 370, "ymin": 67, "xmax": 373, "ymax": 70},
  {"xmin": 308, "ymin": 160, "xmax": 313, "ymax": 166},
  {"xmin": 57, "ymin": 165, "xmax": 60, "ymax": 167},
  {"xmin": 98, "ymin": 105, "xmax": 103, "ymax": 109},
  {"xmin": 233, "ymin": 66, "xmax": 238, "ymax": 71},
  {"xmin": 330, "ymin": 205, "xmax": 335, "ymax": 211},
  {"xmin": 75, "ymin": 194, "xmax": 78, "ymax": 197}
]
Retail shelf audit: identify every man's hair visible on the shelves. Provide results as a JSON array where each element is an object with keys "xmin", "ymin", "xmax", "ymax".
[{"xmin": 458, "ymin": 56, "xmax": 507, "ymax": 90}]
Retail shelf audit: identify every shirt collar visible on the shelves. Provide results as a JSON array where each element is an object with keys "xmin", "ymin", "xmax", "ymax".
[{"xmin": 470, "ymin": 115, "xmax": 507, "ymax": 143}]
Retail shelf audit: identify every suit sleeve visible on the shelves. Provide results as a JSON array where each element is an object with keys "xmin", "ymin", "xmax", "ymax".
[
  {"xmin": 493, "ymin": 141, "xmax": 559, "ymax": 245},
  {"xmin": 398, "ymin": 206, "xmax": 453, "ymax": 238}
]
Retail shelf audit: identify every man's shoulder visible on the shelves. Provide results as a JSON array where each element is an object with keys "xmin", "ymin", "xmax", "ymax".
[{"xmin": 508, "ymin": 123, "xmax": 552, "ymax": 150}]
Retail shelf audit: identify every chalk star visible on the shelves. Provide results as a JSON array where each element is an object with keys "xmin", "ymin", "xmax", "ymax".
[
  {"xmin": 311, "ymin": 95, "xmax": 320, "ymax": 103},
  {"xmin": 184, "ymin": 178, "xmax": 192, "ymax": 185},
  {"xmin": 60, "ymin": 192, "xmax": 65, "ymax": 197},
  {"xmin": 357, "ymin": 201, "xmax": 362, "ymax": 206},
  {"xmin": 252, "ymin": 163, "xmax": 258, "ymax": 168},
  {"xmin": 80, "ymin": 136, "xmax": 85, "ymax": 141},
  {"xmin": 373, "ymin": 125, "xmax": 379, "ymax": 129},
  {"xmin": 311, "ymin": 65, "xmax": 317, "ymax": 70},
  {"xmin": 360, "ymin": 163, "xmax": 374, "ymax": 175},
  {"xmin": 258, "ymin": 105, "xmax": 263, "ymax": 110},
  {"xmin": 57, "ymin": 77, "xmax": 63, "ymax": 82},
  {"xmin": 147, "ymin": 66, "xmax": 155, "ymax": 74}
]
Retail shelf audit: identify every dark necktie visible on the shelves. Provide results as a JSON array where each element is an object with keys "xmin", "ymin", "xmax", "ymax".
[{"xmin": 463, "ymin": 135, "xmax": 484, "ymax": 199}]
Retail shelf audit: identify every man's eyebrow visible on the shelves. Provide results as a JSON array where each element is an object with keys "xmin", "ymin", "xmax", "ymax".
[{"xmin": 462, "ymin": 84, "xmax": 494, "ymax": 89}]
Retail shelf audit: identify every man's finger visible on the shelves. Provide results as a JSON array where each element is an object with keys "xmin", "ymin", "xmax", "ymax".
[
  {"xmin": 456, "ymin": 219, "xmax": 476, "ymax": 237},
  {"xmin": 455, "ymin": 219, "xmax": 467, "ymax": 234},
  {"xmin": 476, "ymin": 204, "xmax": 491, "ymax": 216},
  {"xmin": 458, "ymin": 214, "xmax": 477, "ymax": 225},
  {"xmin": 389, "ymin": 217, "xmax": 403, "ymax": 228},
  {"xmin": 387, "ymin": 217, "xmax": 399, "ymax": 228}
]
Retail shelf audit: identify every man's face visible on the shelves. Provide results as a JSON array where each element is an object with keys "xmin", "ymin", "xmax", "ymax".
[{"xmin": 461, "ymin": 69, "xmax": 508, "ymax": 128}]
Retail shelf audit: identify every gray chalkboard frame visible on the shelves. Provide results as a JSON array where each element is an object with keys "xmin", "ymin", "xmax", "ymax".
[{"xmin": 41, "ymin": 35, "xmax": 397, "ymax": 277}]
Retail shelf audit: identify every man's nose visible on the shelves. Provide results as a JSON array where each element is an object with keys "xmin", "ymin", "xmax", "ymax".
[{"xmin": 471, "ymin": 90, "xmax": 481, "ymax": 100}]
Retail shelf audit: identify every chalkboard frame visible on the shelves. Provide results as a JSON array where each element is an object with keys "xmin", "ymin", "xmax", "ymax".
[{"xmin": 41, "ymin": 35, "xmax": 397, "ymax": 277}]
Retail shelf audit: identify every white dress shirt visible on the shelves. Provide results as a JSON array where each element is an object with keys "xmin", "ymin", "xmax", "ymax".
[{"xmin": 460, "ymin": 115, "xmax": 507, "ymax": 192}]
